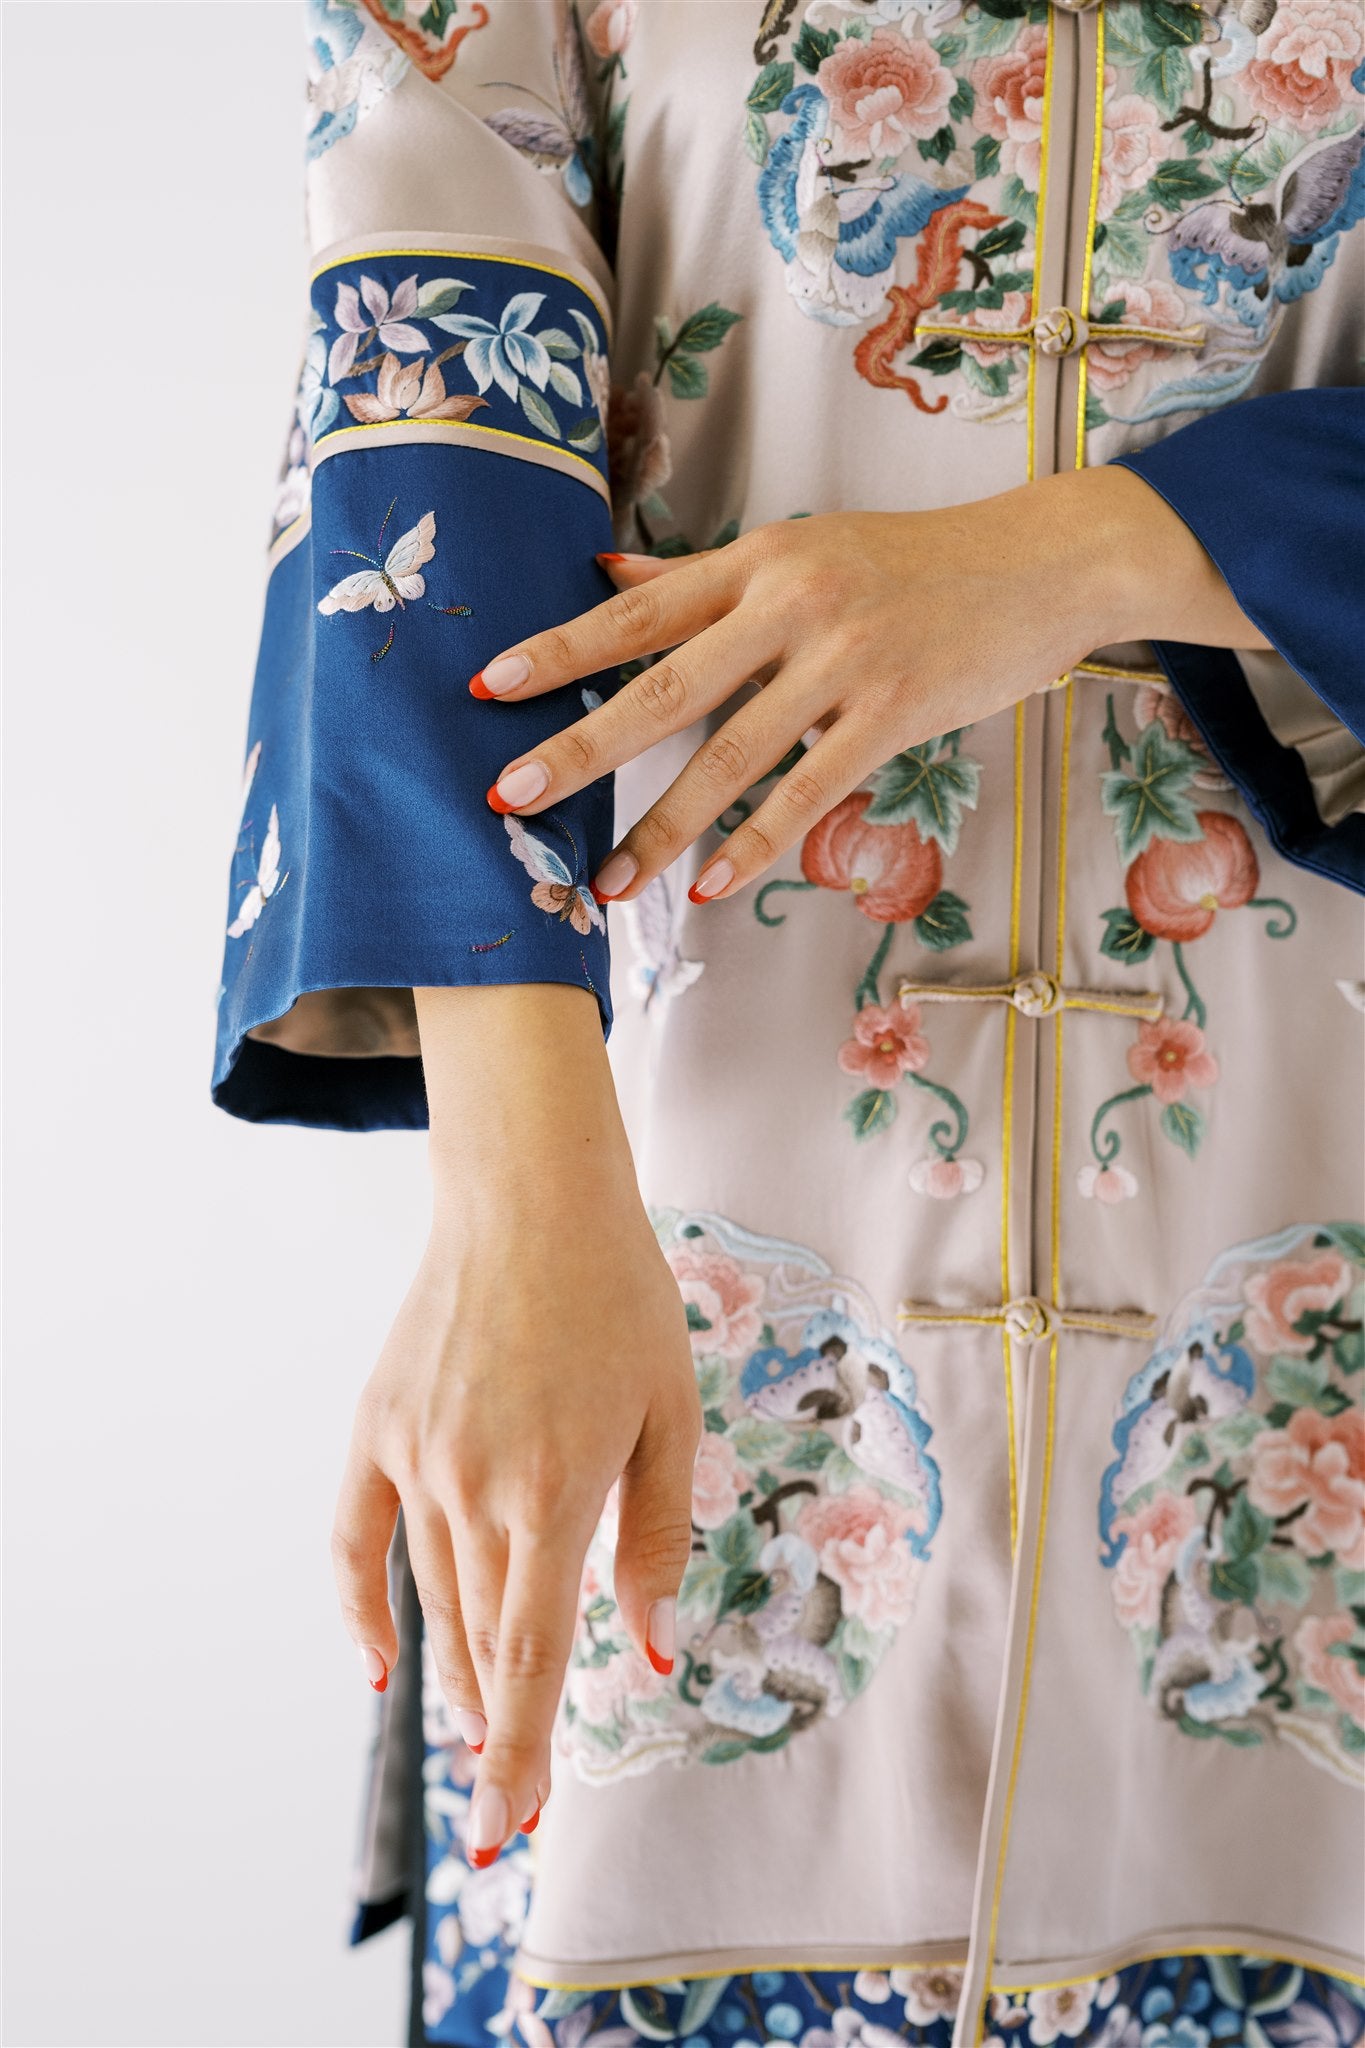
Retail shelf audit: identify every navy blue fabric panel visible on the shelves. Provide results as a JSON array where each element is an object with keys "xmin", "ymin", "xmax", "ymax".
[
  {"xmin": 212, "ymin": 439, "xmax": 621, "ymax": 1130},
  {"xmin": 1112, "ymin": 387, "xmax": 1365, "ymax": 742}
]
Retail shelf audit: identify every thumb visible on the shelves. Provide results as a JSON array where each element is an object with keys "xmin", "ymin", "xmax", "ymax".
[
  {"xmin": 612, "ymin": 1399, "xmax": 699, "ymax": 1676},
  {"xmin": 595, "ymin": 547, "xmax": 718, "ymax": 586}
]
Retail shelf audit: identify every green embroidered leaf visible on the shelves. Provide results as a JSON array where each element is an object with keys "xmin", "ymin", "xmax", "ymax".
[
  {"xmin": 844, "ymin": 1087, "xmax": 898, "ymax": 1139},
  {"xmin": 1218, "ymin": 126, "xmax": 1300, "ymax": 200},
  {"xmin": 414, "ymin": 275, "xmax": 474, "ymax": 317},
  {"xmin": 1209, "ymin": 1554, "xmax": 1260, "ymax": 1603},
  {"xmin": 915, "ymin": 890, "xmax": 973, "ymax": 952},
  {"xmin": 1224, "ymin": 1491, "xmax": 1275, "ymax": 1562},
  {"xmin": 666, "ymin": 352, "xmax": 709, "ymax": 398},
  {"xmin": 519, "ymin": 383, "xmax": 561, "ymax": 439},
  {"xmin": 747, "ymin": 59, "xmax": 794, "ymax": 112},
  {"xmin": 917, "ymin": 126, "xmax": 956, "ymax": 166},
  {"xmin": 678, "ymin": 1555, "xmax": 728, "ymax": 1616},
  {"xmin": 999, "ymin": 174, "xmax": 1037, "ymax": 228},
  {"xmin": 1265, "ymin": 1352, "xmax": 1330, "ymax": 1407},
  {"xmin": 701, "ymin": 1738, "xmax": 751, "ymax": 1764},
  {"xmin": 865, "ymin": 743, "xmax": 982, "ymax": 850},
  {"xmin": 1160, "ymin": 1100, "xmax": 1205, "ymax": 1157},
  {"xmin": 679, "ymin": 1978, "xmax": 733, "ymax": 2037},
  {"xmin": 536, "ymin": 1992, "xmax": 595, "ymax": 2021},
  {"xmin": 652, "ymin": 313, "xmax": 674, "ymax": 355},
  {"xmin": 793, "ymin": 21, "xmax": 838, "ymax": 70},
  {"xmin": 1145, "ymin": 159, "xmax": 1223, "ymax": 208},
  {"xmin": 674, "ymin": 303, "xmax": 745, "ymax": 354},
  {"xmin": 717, "ymin": 1566, "xmax": 772, "ymax": 1618},
  {"xmin": 745, "ymin": 108, "xmax": 770, "ymax": 165},
  {"xmin": 725, "ymin": 1416, "xmax": 789, "ymax": 1462},
  {"xmin": 974, "ymin": 218, "xmax": 1027, "ymax": 262},
  {"xmin": 419, "ymin": 0, "xmax": 458, "ymax": 36},
  {"xmin": 687, "ymin": 1300, "xmax": 714, "ymax": 1334},
  {"xmin": 1322, "ymin": 1221, "xmax": 1365, "ymax": 1266},
  {"xmin": 702, "ymin": 1405, "xmax": 728, "ymax": 1433},
  {"xmin": 1103, "ymin": 7, "xmax": 1150, "ymax": 63},
  {"xmin": 1342, "ymin": 1715, "xmax": 1365, "ymax": 1753},
  {"xmin": 1258, "ymin": 1548, "xmax": 1314, "ymax": 1607},
  {"xmin": 949, "ymin": 78, "xmax": 975, "ymax": 122},
  {"xmin": 1095, "ymin": 298, "xmax": 1129, "ymax": 324},
  {"xmin": 1183, "ymin": 122, "xmax": 1213, "ymax": 156},
  {"xmin": 568, "ymin": 306, "xmax": 601, "ymax": 354},
  {"xmin": 961, "ymin": 355, "xmax": 1013, "ymax": 397},
  {"xmin": 695, "ymin": 1358, "xmax": 728, "ymax": 1405},
  {"xmin": 1099, "ymin": 907, "xmax": 1157, "ymax": 964},
  {"xmin": 1336, "ymin": 1324, "xmax": 1365, "ymax": 1374},
  {"xmin": 964, "ymin": 10, "xmax": 1023, "ymax": 56},
  {"xmin": 548, "ymin": 359, "xmax": 583, "ymax": 405},
  {"xmin": 706, "ymin": 1510, "xmax": 762, "ymax": 1569},
  {"xmin": 1084, "ymin": 392, "xmax": 1110, "ymax": 432},
  {"xmin": 536, "ymin": 325, "xmax": 581, "ymax": 358},
  {"xmin": 1094, "ymin": 216, "xmax": 1151, "ymax": 281},
  {"xmin": 1101, "ymin": 720, "xmax": 1202, "ymax": 858},
  {"xmin": 932, "ymin": 32, "xmax": 967, "ymax": 61},
  {"xmin": 911, "ymin": 338, "xmax": 964, "ymax": 375},
  {"xmin": 606, "ymin": 97, "xmax": 628, "ymax": 161},
  {"xmin": 566, "ymin": 416, "xmax": 603, "ymax": 450},
  {"xmin": 785, "ymin": 1429, "xmax": 836, "ymax": 1470},
  {"xmin": 1141, "ymin": 0, "xmax": 1203, "ymax": 46}
]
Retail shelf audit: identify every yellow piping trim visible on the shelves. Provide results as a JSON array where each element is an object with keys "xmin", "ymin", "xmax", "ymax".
[
  {"xmin": 1073, "ymin": 660, "xmax": 1167, "ymax": 684},
  {"xmin": 1063, "ymin": 994, "xmax": 1164, "ymax": 1019},
  {"xmin": 309, "ymin": 243, "xmax": 609, "ymax": 323},
  {"xmin": 1074, "ymin": 0, "xmax": 1107, "ymax": 471},
  {"xmin": 312, "ymin": 415, "xmax": 607, "ymax": 485},
  {"xmin": 990, "ymin": 1951, "xmax": 1365, "ymax": 1996}
]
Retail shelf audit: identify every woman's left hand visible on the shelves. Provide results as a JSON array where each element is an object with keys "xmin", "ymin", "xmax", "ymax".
[{"xmin": 469, "ymin": 465, "xmax": 1269, "ymax": 905}]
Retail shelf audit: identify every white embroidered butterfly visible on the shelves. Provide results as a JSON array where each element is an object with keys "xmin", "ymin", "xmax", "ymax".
[
  {"xmin": 317, "ymin": 503, "xmax": 465, "ymax": 659},
  {"xmin": 503, "ymin": 813, "xmax": 605, "ymax": 937},
  {"xmin": 228, "ymin": 801, "xmax": 286, "ymax": 938},
  {"xmin": 624, "ymin": 873, "xmax": 704, "ymax": 1012}
]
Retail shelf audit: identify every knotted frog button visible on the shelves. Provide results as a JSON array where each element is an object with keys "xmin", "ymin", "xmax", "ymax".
[
  {"xmin": 1003, "ymin": 1297, "xmax": 1058, "ymax": 1343},
  {"xmin": 1011, "ymin": 971, "xmax": 1061, "ymax": 1018},
  {"xmin": 1032, "ymin": 306, "xmax": 1090, "ymax": 355}
]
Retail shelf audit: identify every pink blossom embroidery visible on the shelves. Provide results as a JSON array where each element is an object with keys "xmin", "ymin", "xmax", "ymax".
[
  {"xmin": 797, "ymin": 1486, "xmax": 921, "ymax": 1630},
  {"xmin": 1244, "ymin": 1250, "xmax": 1355, "ymax": 1356},
  {"xmin": 666, "ymin": 1245, "xmax": 766, "ymax": 1357},
  {"xmin": 838, "ymin": 1001, "xmax": 932, "ymax": 1087},
  {"xmin": 1247, "ymin": 1407, "xmax": 1365, "ymax": 1567},
  {"xmin": 1126, "ymin": 1017, "xmax": 1220, "ymax": 1105},
  {"xmin": 818, "ymin": 28, "xmax": 956, "ymax": 153}
]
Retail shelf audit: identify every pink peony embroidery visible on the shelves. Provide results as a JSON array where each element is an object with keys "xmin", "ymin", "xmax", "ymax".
[
  {"xmin": 1243, "ymin": 0, "xmax": 1364, "ymax": 131},
  {"xmin": 1086, "ymin": 280, "xmax": 1191, "ymax": 394},
  {"xmin": 690, "ymin": 1431, "xmax": 747, "ymax": 1530},
  {"xmin": 1248, "ymin": 1407, "xmax": 1365, "ymax": 1567},
  {"xmin": 1244, "ymin": 1250, "xmax": 1354, "ymax": 1357},
  {"xmin": 957, "ymin": 289, "xmax": 1033, "ymax": 365},
  {"xmin": 838, "ymin": 1001, "xmax": 932, "ymax": 1087},
  {"xmin": 972, "ymin": 24, "xmax": 1048, "ymax": 189},
  {"xmin": 1126, "ymin": 1017, "xmax": 1220, "ymax": 1105},
  {"xmin": 667, "ymin": 1246, "xmax": 765, "ymax": 1357},
  {"xmin": 797, "ymin": 1486, "xmax": 920, "ymax": 1630},
  {"xmin": 1112, "ymin": 1492, "xmax": 1200, "ymax": 1630},
  {"xmin": 1096, "ymin": 90, "xmax": 1173, "ymax": 220},
  {"xmin": 567, "ymin": 1646, "xmax": 666, "ymax": 1725},
  {"xmin": 1293, "ymin": 1610, "xmax": 1365, "ymax": 1721},
  {"xmin": 819, "ymin": 28, "xmax": 956, "ymax": 154}
]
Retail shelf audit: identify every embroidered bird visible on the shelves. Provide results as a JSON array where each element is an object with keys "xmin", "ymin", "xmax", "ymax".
[{"xmin": 1168, "ymin": 125, "xmax": 1365, "ymax": 306}]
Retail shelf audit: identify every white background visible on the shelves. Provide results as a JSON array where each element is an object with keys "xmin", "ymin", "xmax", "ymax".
[{"xmin": 5, "ymin": 5, "xmax": 415, "ymax": 2040}]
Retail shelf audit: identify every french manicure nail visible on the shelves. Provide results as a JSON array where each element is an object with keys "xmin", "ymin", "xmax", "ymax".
[
  {"xmin": 520, "ymin": 1804, "xmax": 542, "ymax": 1834},
  {"xmin": 488, "ymin": 761, "xmax": 550, "ymax": 812},
  {"xmin": 646, "ymin": 1595, "xmax": 676, "ymax": 1675},
  {"xmin": 595, "ymin": 551, "xmax": 651, "ymax": 564},
  {"xmin": 359, "ymin": 1646, "xmax": 388, "ymax": 1692},
  {"xmin": 687, "ymin": 858, "xmax": 734, "ymax": 904},
  {"xmin": 591, "ymin": 850, "xmax": 639, "ymax": 902},
  {"xmin": 470, "ymin": 652, "xmax": 531, "ymax": 698},
  {"xmin": 456, "ymin": 1708, "xmax": 488, "ymax": 1753},
  {"xmin": 467, "ymin": 1785, "xmax": 512, "ymax": 1867}
]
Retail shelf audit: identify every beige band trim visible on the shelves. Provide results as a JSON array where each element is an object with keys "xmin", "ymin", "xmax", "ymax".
[
  {"xmin": 512, "ymin": 1935, "xmax": 971, "ymax": 1993},
  {"xmin": 309, "ymin": 415, "xmax": 613, "ymax": 505},
  {"xmin": 989, "ymin": 1927, "xmax": 1365, "ymax": 1994},
  {"xmin": 307, "ymin": 228, "xmax": 616, "ymax": 345}
]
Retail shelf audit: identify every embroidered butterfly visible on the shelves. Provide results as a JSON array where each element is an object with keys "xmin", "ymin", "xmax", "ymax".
[
  {"xmin": 623, "ymin": 873, "xmax": 705, "ymax": 1012},
  {"xmin": 316, "ymin": 502, "xmax": 472, "ymax": 660},
  {"xmin": 503, "ymin": 812, "xmax": 605, "ymax": 937},
  {"xmin": 228, "ymin": 801, "xmax": 287, "ymax": 938}
]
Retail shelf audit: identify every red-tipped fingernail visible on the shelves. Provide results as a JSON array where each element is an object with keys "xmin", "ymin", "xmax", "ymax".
[
  {"xmin": 645, "ymin": 1596, "xmax": 676, "ymax": 1675},
  {"xmin": 520, "ymin": 1804, "xmax": 541, "ymax": 1834},
  {"xmin": 456, "ymin": 1709, "xmax": 488, "ymax": 1753},
  {"xmin": 687, "ymin": 858, "xmax": 734, "ymax": 905},
  {"xmin": 487, "ymin": 761, "xmax": 549, "ymax": 813},
  {"xmin": 359, "ymin": 1646, "xmax": 389, "ymax": 1692},
  {"xmin": 592, "ymin": 850, "xmax": 638, "ymax": 903},
  {"xmin": 469, "ymin": 653, "xmax": 530, "ymax": 697},
  {"xmin": 467, "ymin": 1786, "xmax": 510, "ymax": 1868},
  {"xmin": 595, "ymin": 552, "xmax": 626, "ymax": 563}
]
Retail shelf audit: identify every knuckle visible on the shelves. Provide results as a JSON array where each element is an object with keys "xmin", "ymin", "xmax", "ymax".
[
  {"xmin": 609, "ymin": 581, "xmax": 662, "ymax": 641},
  {"xmin": 737, "ymin": 813, "xmax": 781, "ymax": 866},
  {"xmin": 535, "ymin": 624, "xmax": 577, "ymax": 674},
  {"xmin": 774, "ymin": 765, "xmax": 828, "ymax": 817},
  {"xmin": 484, "ymin": 1731, "xmax": 544, "ymax": 1782},
  {"xmin": 629, "ymin": 804, "xmax": 684, "ymax": 864},
  {"xmin": 556, "ymin": 722, "xmax": 598, "ymax": 778},
  {"xmin": 466, "ymin": 1623, "xmax": 501, "ymax": 1670},
  {"xmin": 633, "ymin": 660, "xmax": 688, "ymax": 727},
  {"xmin": 415, "ymin": 1589, "xmax": 464, "ymax": 1640},
  {"xmin": 498, "ymin": 1626, "xmax": 560, "ymax": 1686},
  {"xmin": 695, "ymin": 729, "xmax": 751, "ymax": 790}
]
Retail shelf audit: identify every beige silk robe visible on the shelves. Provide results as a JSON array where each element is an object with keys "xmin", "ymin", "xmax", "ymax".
[{"xmin": 240, "ymin": 0, "xmax": 1365, "ymax": 2032}]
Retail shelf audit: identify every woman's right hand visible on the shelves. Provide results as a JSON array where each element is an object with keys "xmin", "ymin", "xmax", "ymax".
[{"xmin": 330, "ymin": 981, "xmax": 702, "ymax": 1866}]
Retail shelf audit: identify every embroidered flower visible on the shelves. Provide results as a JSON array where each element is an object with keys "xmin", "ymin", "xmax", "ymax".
[
  {"xmin": 796, "ymin": 1486, "xmax": 918, "ymax": 1629},
  {"xmin": 691, "ymin": 1431, "xmax": 748, "ymax": 1529},
  {"xmin": 1085, "ymin": 280, "xmax": 1191, "ymax": 394},
  {"xmin": 1111, "ymin": 1492, "xmax": 1200, "ymax": 1630},
  {"xmin": 328, "ymin": 273, "xmax": 427, "ymax": 383},
  {"xmin": 909, "ymin": 1156, "xmax": 985, "ymax": 1198},
  {"xmin": 1248, "ymin": 1407, "xmax": 1365, "ymax": 1565},
  {"xmin": 1077, "ymin": 1163, "xmax": 1139, "ymax": 1203},
  {"xmin": 1096, "ymin": 90, "xmax": 1174, "ymax": 220},
  {"xmin": 1244, "ymin": 1250, "xmax": 1353, "ymax": 1355},
  {"xmin": 893, "ymin": 1968, "xmax": 964, "ymax": 2026},
  {"xmin": 608, "ymin": 369, "xmax": 674, "ymax": 510},
  {"xmin": 818, "ymin": 27, "xmax": 956, "ymax": 154},
  {"xmin": 802, "ymin": 792, "xmax": 943, "ymax": 921},
  {"xmin": 1294, "ymin": 1610, "xmax": 1365, "ymax": 1721},
  {"xmin": 430, "ymin": 290, "xmax": 555, "ymax": 402},
  {"xmin": 667, "ymin": 1246, "xmax": 766, "ymax": 1356},
  {"xmin": 838, "ymin": 1001, "xmax": 932, "ymax": 1086},
  {"xmin": 1244, "ymin": 0, "xmax": 1364, "ymax": 131},
  {"xmin": 957, "ymin": 289, "xmax": 1032, "ymax": 364},
  {"xmin": 1126, "ymin": 1017, "xmax": 1219, "ymax": 1105},
  {"xmin": 1025, "ymin": 1984, "xmax": 1099, "ymax": 2043},
  {"xmin": 972, "ymin": 24, "xmax": 1049, "ymax": 189},
  {"xmin": 342, "ymin": 349, "xmax": 491, "ymax": 423},
  {"xmin": 568, "ymin": 1648, "xmax": 666, "ymax": 1723},
  {"xmin": 584, "ymin": 0, "xmax": 637, "ymax": 57},
  {"xmin": 1125, "ymin": 811, "xmax": 1260, "ymax": 942}
]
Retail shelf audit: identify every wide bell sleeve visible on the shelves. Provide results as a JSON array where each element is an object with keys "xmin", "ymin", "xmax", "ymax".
[
  {"xmin": 211, "ymin": 0, "xmax": 622, "ymax": 1130},
  {"xmin": 1109, "ymin": 386, "xmax": 1365, "ymax": 897}
]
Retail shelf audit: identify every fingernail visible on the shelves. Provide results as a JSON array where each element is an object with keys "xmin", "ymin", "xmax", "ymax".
[
  {"xmin": 595, "ymin": 551, "xmax": 651, "ymax": 564},
  {"xmin": 470, "ymin": 652, "xmax": 531, "ymax": 698},
  {"xmin": 591, "ymin": 849, "xmax": 639, "ymax": 902},
  {"xmin": 488, "ymin": 761, "xmax": 550, "ymax": 812},
  {"xmin": 687, "ymin": 858, "xmax": 734, "ymax": 904},
  {"xmin": 456, "ymin": 1708, "xmax": 488, "ymax": 1753},
  {"xmin": 646, "ymin": 1595, "xmax": 676, "ymax": 1675},
  {"xmin": 359, "ymin": 1646, "xmax": 388, "ymax": 1693},
  {"xmin": 520, "ymin": 1804, "xmax": 542, "ymax": 1834},
  {"xmin": 467, "ymin": 1785, "xmax": 511, "ymax": 1867}
]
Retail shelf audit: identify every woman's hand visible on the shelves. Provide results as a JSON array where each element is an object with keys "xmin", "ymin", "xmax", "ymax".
[
  {"xmin": 469, "ymin": 464, "xmax": 1270, "ymax": 905},
  {"xmin": 330, "ymin": 982, "xmax": 701, "ymax": 1867}
]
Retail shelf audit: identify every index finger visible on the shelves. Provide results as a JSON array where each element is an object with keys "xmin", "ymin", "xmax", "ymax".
[
  {"xmin": 465, "ymin": 1519, "xmax": 593, "ymax": 1865},
  {"xmin": 467, "ymin": 547, "xmax": 738, "ymax": 703}
]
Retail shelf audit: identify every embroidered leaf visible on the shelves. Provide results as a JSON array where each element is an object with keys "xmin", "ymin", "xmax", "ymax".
[
  {"xmin": 932, "ymin": 33, "xmax": 967, "ymax": 62},
  {"xmin": 915, "ymin": 890, "xmax": 973, "ymax": 952},
  {"xmin": 1218, "ymin": 125, "xmax": 1300, "ymax": 201},
  {"xmin": 537, "ymin": 326, "xmax": 580, "ymax": 359},
  {"xmin": 666, "ymin": 353, "xmax": 709, "ymax": 398},
  {"xmin": 961, "ymin": 355, "xmax": 1013, "ymax": 397},
  {"xmin": 784, "ymin": 1430, "xmax": 836, "ymax": 1471},
  {"xmin": 964, "ymin": 8, "xmax": 1027, "ymax": 54},
  {"xmin": 1225, "ymin": 1492, "xmax": 1275, "ymax": 1562},
  {"xmin": 1160, "ymin": 1099, "xmax": 1205, "ymax": 1157},
  {"xmin": 414, "ymin": 276, "xmax": 474, "ymax": 317},
  {"xmin": 917, "ymin": 126, "xmax": 956, "ymax": 166},
  {"xmin": 701, "ymin": 1738, "xmax": 752, "ymax": 1764},
  {"xmin": 1145, "ymin": 159, "xmax": 1223, "ymax": 208},
  {"xmin": 910, "ymin": 338, "xmax": 963, "ymax": 375},
  {"xmin": 419, "ymin": 0, "xmax": 458, "ymax": 33},
  {"xmin": 1101, "ymin": 721, "xmax": 1202, "ymax": 858},
  {"xmin": 567, "ymin": 416, "xmax": 603, "ymax": 450},
  {"xmin": 974, "ymin": 134, "xmax": 1002, "ymax": 180},
  {"xmin": 865, "ymin": 743, "xmax": 982, "ymax": 851},
  {"xmin": 519, "ymin": 383, "xmax": 562, "ymax": 439},
  {"xmin": 1321, "ymin": 1221, "xmax": 1365, "ymax": 1266},
  {"xmin": 569, "ymin": 306, "xmax": 602, "ymax": 354},
  {"xmin": 726, "ymin": 1416, "xmax": 789, "ymax": 1462},
  {"xmin": 706, "ymin": 1510, "xmax": 763, "ymax": 1569},
  {"xmin": 1265, "ymin": 1352, "xmax": 1330, "ymax": 1408},
  {"xmin": 844, "ymin": 1087, "xmax": 898, "ymax": 1139},
  {"xmin": 949, "ymin": 78, "xmax": 975, "ymax": 122},
  {"xmin": 679, "ymin": 1978, "xmax": 733, "ymax": 2036},
  {"xmin": 717, "ymin": 1566, "xmax": 772, "ymax": 1618},
  {"xmin": 548, "ymin": 360, "xmax": 583, "ymax": 404},
  {"xmin": 793, "ymin": 21, "xmax": 838, "ymax": 69},
  {"xmin": 1103, "ymin": 8, "xmax": 1149, "ymax": 63},
  {"xmin": 1099, "ymin": 907, "xmax": 1157, "ymax": 964},
  {"xmin": 1141, "ymin": 0, "xmax": 1202, "ymax": 44},
  {"xmin": 1084, "ymin": 393, "xmax": 1110, "ymax": 432},
  {"xmin": 1093, "ymin": 215, "xmax": 1150, "ymax": 281},
  {"xmin": 747, "ymin": 59, "xmax": 794, "ymax": 112},
  {"xmin": 974, "ymin": 218, "xmax": 1027, "ymax": 262},
  {"xmin": 673, "ymin": 303, "xmax": 745, "ymax": 354},
  {"xmin": 622, "ymin": 1988, "xmax": 680, "ymax": 2041},
  {"xmin": 999, "ymin": 174, "xmax": 1037, "ymax": 227},
  {"xmin": 678, "ymin": 1555, "xmax": 727, "ymax": 1616},
  {"xmin": 745, "ymin": 108, "xmax": 770, "ymax": 164}
]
